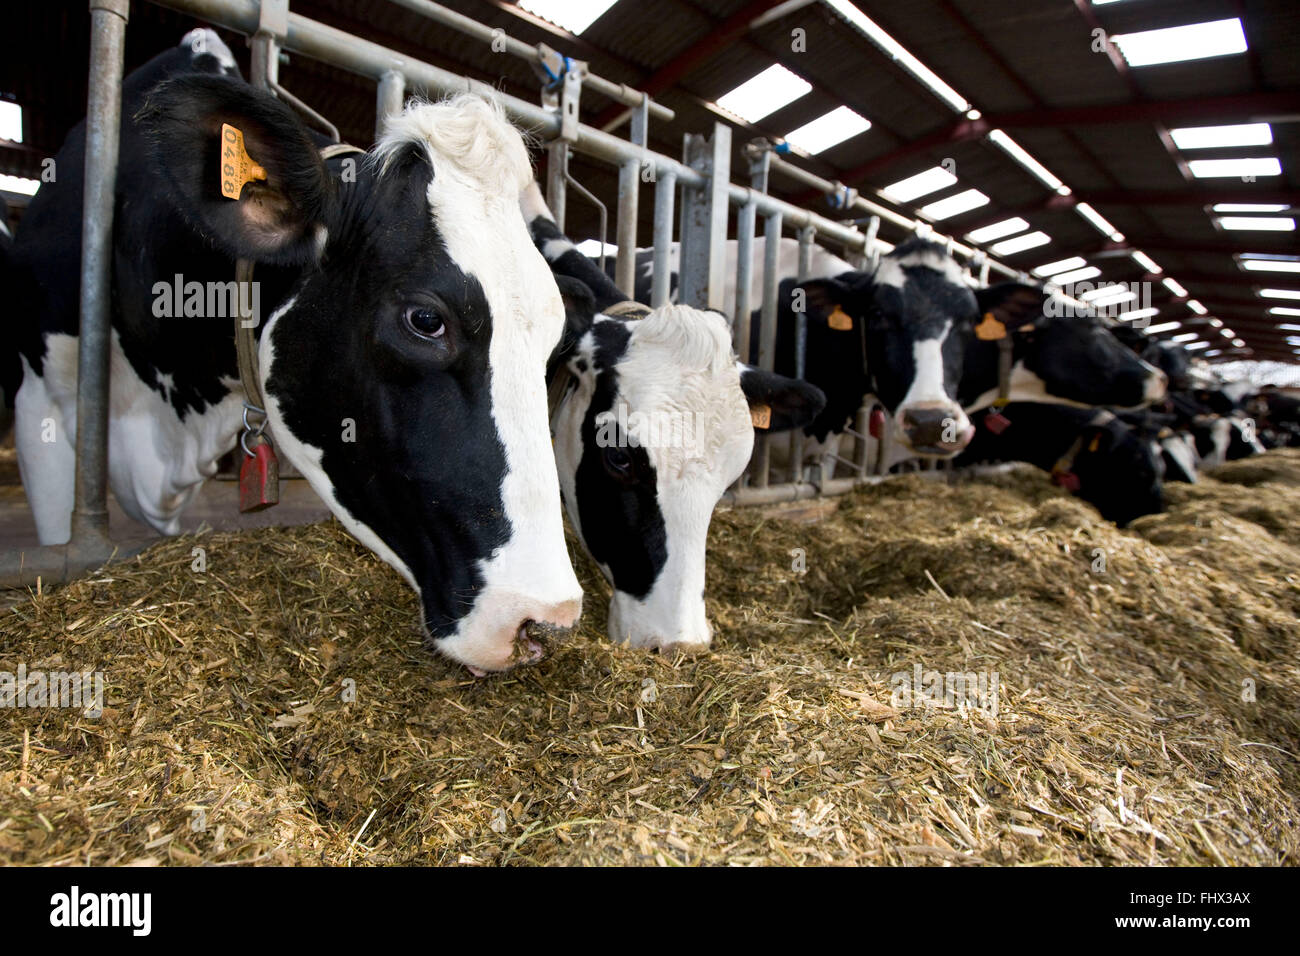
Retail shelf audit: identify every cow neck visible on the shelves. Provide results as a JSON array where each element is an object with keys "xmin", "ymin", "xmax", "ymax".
[{"xmin": 233, "ymin": 141, "xmax": 367, "ymax": 454}]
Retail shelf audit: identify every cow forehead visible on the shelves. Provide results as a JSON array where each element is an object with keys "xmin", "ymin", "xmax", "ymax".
[{"xmin": 581, "ymin": 308, "xmax": 753, "ymax": 480}]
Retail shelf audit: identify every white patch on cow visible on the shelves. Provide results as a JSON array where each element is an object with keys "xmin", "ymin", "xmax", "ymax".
[
  {"xmin": 16, "ymin": 332, "xmax": 245, "ymax": 544},
  {"xmin": 1162, "ymin": 434, "xmax": 1199, "ymax": 483},
  {"xmin": 1143, "ymin": 362, "xmax": 1168, "ymax": 403},
  {"xmin": 14, "ymin": 351, "xmax": 76, "ymax": 544},
  {"xmin": 1201, "ymin": 418, "xmax": 1232, "ymax": 470},
  {"xmin": 542, "ymin": 237, "xmax": 573, "ymax": 262},
  {"xmin": 375, "ymin": 97, "xmax": 581, "ymax": 671},
  {"xmin": 182, "ymin": 28, "xmax": 238, "ymax": 73},
  {"xmin": 874, "ymin": 246, "xmax": 968, "ymax": 291},
  {"xmin": 892, "ymin": 323, "xmax": 971, "ymax": 447}
]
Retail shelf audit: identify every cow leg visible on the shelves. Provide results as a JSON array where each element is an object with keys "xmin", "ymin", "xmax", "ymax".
[{"xmin": 14, "ymin": 357, "xmax": 77, "ymax": 545}]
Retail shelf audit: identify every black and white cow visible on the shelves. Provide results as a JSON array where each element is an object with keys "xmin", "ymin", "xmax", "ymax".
[
  {"xmin": 621, "ymin": 238, "xmax": 981, "ymax": 455},
  {"xmin": 957, "ymin": 402, "xmax": 1165, "ymax": 527},
  {"xmin": 523, "ymin": 184, "xmax": 824, "ymax": 652},
  {"xmin": 4, "ymin": 32, "xmax": 581, "ymax": 674},
  {"xmin": 623, "ymin": 238, "xmax": 1164, "ymax": 459},
  {"xmin": 957, "ymin": 290, "xmax": 1168, "ymax": 414}
]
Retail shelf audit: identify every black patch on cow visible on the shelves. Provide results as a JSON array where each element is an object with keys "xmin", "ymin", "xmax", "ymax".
[
  {"xmin": 959, "ymin": 291, "xmax": 1158, "ymax": 410},
  {"xmin": 571, "ymin": 319, "xmax": 669, "ymax": 599}
]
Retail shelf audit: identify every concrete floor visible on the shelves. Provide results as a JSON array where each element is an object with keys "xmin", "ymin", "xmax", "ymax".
[{"xmin": 0, "ymin": 469, "xmax": 333, "ymax": 553}]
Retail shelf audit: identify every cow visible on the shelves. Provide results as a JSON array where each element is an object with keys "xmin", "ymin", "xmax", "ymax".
[
  {"xmin": 957, "ymin": 402, "xmax": 1165, "ymax": 527},
  {"xmin": 3, "ymin": 31, "xmax": 582, "ymax": 674},
  {"xmin": 619, "ymin": 239, "xmax": 1165, "ymax": 462},
  {"xmin": 619, "ymin": 238, "xmax": 981, "ymax": 455},
  {"xmin": 522, "ymin": 183, "xmax": 824, "ymax": 653}
]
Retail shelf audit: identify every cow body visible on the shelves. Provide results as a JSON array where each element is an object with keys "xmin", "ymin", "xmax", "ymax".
[
  {"xmin": 958, "ymin": 403, "xmax": 1165, "ymax": 527},
  {"xmin": 5, "ymin": 32, "xmax": 581, "ymax": 673}
]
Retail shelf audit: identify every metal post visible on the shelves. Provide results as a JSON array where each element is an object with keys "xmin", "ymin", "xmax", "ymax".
[
  {"xmin": 677, "ymin": 123, "xmax": 731, "ymax": 311},
  {"xmin": 734, "ymin": 199, "xmax": 757, "ymax": 361},
  {"xmin": 376, "ymin": 69, "xmax": 405, "ymax": 138},
  {"xmin": 792, "ymin": 224, "xmax": 815, "ymax": 481},
  {"xmin": 650, "ymin": 171, "xmax": 676, "ymax": 308},
  {"xmin": 546, "ymin": 142, "xmax": 568, "ymax": 230},
  {"xmin": 70, "ymin": 0, "xmax": 129, "ymax": 560},
  {"xmin": 614, "ymin": 157, "xmax": 639, "ymax": 296},
  {"xmin": 250, "ymin": 0, "xmax": 287, "ymax": 89}
]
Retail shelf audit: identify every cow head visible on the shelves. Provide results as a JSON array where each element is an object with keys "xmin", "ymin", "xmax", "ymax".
[
  {"xmin": 144, "ymin": 77, "xmax": 581, "ymax": 674},
  {"xmin": 962, "ymin": 284, "xmax": 1168, "ymax": 411},
  {"xmin": 795, "ymin": 240, "xmax": 977, "ymax": 457},
  {"xmin": 524, "ymin": 185, "xmax": 823, "ymax": 653}
]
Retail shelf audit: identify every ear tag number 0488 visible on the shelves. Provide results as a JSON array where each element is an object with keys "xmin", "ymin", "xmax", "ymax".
[{"xmin": 220, "ymin": 123, "xmax": 268, "ymax": 200}]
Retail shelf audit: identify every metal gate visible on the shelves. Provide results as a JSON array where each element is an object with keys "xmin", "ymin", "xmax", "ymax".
[{"xmin": 6, "ymin": 0, "xmax": 1038, "ymax": 585}]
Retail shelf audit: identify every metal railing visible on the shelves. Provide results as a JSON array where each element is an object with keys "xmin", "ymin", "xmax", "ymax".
[{"xmin": 2, "ymin": 0, "xmax": 1028, "ymax": 585}]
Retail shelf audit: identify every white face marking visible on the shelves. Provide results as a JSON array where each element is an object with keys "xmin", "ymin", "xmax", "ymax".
[
  {"xmin": 892, "ymin": 322, "xmax": 972, "ymax": 444},
  {"xmin": 873, "ymin": 247, "xmax": 968, "ymax": 291},
  {"xmin": 16, "ymin": 332, "xmax": 245, "ymax": 544}
]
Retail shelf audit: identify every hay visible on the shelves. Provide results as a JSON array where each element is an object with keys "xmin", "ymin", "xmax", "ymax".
[{"xmin": 2, "ymin": 452, "xmax": 1298, "ymax": 866}]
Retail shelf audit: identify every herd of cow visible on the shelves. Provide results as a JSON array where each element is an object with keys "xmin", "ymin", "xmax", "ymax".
[{"xmin": 2, "ymin": 31, "xmax": 1298, "ymax": 677}]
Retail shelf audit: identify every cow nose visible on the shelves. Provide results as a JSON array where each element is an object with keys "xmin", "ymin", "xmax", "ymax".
[
  {"xmin": 446, "ymin": 590, "xmax": 583, "ymax": 676},
  {"xmin": 900, "ymin": 403, "xmax": 973, "ymax": 455}
]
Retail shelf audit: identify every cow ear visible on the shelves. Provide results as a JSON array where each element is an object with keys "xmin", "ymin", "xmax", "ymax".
[
  {"xmin": 140, "ymin": 73, "xmax": 333, "ymax": 266},
  {"xmin": 975, "ymin": 283, "xmax": 1044, "ymax": 328},
  {"xmin": 738, "ymin": 366, "xmax": 827, "ymax": 432},
  {"xmin": 796, "ymin": 276, "xmax": 859, "ymax": 320}
]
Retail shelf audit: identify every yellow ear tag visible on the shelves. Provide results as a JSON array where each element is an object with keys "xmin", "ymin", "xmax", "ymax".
[
  {"xmin": 219, "ymin": 123, "xmax": 268, "ymax": 199},
  {"xmin": 975, "ymin": 312, "xmax": 1007, "ymax": 341},
  {"xmin": 751, "ymin": 404, "xmax": 771, "ymax": 429},
  {"xmin": 1088, "ymin": 434, "xmax": 1102, "ymax": 453},
  {"xmin": 827, "ymin": 306, "xmax": 853, "ymax": 331}
]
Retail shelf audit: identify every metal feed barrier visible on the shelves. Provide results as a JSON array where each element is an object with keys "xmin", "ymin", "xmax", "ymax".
[{"xmin": 0, "ymin": 0, "xmax": 1034, "ymax": 586}]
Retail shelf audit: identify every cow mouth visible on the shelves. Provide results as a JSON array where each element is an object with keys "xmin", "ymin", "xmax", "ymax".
[{"xmin": 464, "ymin": 620, "xmax": 560, "ymax": 678}]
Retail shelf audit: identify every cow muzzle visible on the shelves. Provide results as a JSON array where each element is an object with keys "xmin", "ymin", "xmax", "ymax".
[
  {"xmin": 438, "ymin": 588, "xmax": 583, "ymax": 676},
  {"xmin": 898, "ymin": 401, "xmax": 974, "ymax": 456}
]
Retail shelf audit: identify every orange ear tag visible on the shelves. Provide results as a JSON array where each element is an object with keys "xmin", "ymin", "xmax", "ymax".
[
  {"xmin": 827, "ymin": 306, "xmax": 853, "ymax": 331},
  {"xmin": 975, "ymin": 312, "xmax": 1007, "ymax": 341},
  {"xmin": 1088, "ymin": 434, "xmax": 1102, "ymax": 453},
  {"xmin": 751, "ymin": 404, "xmax": 771, "ymax": 429},
  {"xmin": 220, "ymin": 123, "xmax": 268, "ymax": 199}
]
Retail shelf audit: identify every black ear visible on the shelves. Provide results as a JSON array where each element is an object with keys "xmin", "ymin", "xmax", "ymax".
[
  {"xmin": 975, "ymin": 282, "xmax": 1045, "ymax": 328},
  {"xmin": 796, "ymin": 275, "xmax": 865, "ymax": 322},
  {"xmin": 139, "ymin": 73, "xmax": 334, "ymax": 265},
  {"xmin": 739, "ymin": 366, "xmax": 827, "ymax": 432}
]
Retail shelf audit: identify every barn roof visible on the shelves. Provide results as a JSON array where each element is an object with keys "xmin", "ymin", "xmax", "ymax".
[{"xmin": 2, "ymin": 0, "xmax": 1297, "ymax": 362}]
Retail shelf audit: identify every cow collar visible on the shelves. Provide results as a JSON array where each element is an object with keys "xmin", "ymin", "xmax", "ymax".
[{"xmin": 232, "ymin": 142, "xmax": 367, "ymax": 506}]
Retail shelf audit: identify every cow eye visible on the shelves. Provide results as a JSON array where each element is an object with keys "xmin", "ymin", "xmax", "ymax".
[
  {"xmin": 602, "ymin": 446, "xmax": 635, "ymax": 479},
  {"xmin": 404, "ymin": 305, "xmax": 446, "ymax": 339}
]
